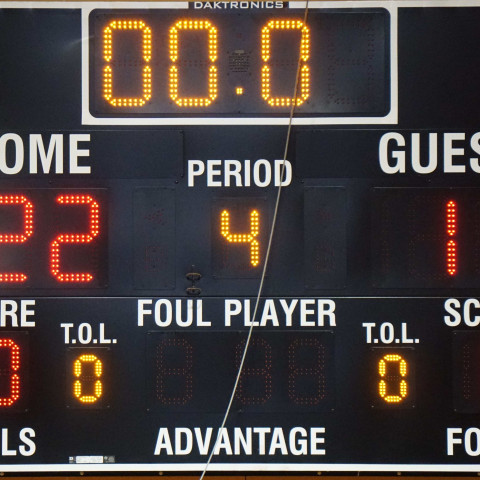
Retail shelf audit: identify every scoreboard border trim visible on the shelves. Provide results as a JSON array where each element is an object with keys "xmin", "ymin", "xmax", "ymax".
[
  {"xmin": 0, "ymin": 0, "xmax": 479, "ymax": 473},
  {"xmin": 1, "ymin": 463, "xmax": 480, "ymax": 473}
]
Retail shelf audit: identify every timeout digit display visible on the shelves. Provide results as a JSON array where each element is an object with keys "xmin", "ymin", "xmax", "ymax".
[
  {"xmin": 372, "ymin": 348, "xmax": 415, "ymax": 409},
  {"xmin": 66, "ymin": 348, "xmax": 110, "ymax": 409}
]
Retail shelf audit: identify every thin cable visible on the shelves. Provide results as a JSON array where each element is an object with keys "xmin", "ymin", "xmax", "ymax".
[{"xmin": 198, "ymin": 5, "xmax": 310, "ymax": 478}]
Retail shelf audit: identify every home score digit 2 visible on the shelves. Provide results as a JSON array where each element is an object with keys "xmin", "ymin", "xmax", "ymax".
[{"xmin": 0, "ymin": 190, "xmax": 107, "ymax": 288}]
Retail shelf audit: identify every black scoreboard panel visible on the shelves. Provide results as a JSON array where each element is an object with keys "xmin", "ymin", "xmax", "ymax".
[{"xmin": 3, "ymin": 0, "xmax": 480, "ymax": 474}]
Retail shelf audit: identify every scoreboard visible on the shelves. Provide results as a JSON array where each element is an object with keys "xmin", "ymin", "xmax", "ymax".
[{"xmin": 2, "ymin": 0, "xmax": 480, "ymax": 474}]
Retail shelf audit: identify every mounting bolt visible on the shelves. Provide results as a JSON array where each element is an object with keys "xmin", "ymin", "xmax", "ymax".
[{"xmin": 186, "ymin": 265, "xmax": 202, "ymax": 295}]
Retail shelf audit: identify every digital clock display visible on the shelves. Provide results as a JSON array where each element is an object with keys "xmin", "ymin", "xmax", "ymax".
[{"xmin": 87, "ymin": 8, "xmax": 391, "ymax": 122}]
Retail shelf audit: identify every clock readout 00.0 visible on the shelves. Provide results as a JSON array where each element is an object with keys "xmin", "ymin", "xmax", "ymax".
[{"xmin": 89, "ymin": 8, "xmax": 389, "ymax": 116}]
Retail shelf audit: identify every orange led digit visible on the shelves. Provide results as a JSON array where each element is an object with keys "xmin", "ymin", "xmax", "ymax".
[
  {"xmin": 220, "ymin": 209, "xmax": 260, "ymax": 267},
  {"xmin": 446, "ymin": 200, "xmax": 457, "ymax": 276},
  {"xmin": 0, "ymin": 339, "xmax": 20, "ymax": 407},
  {"xmin": 378, "ymin": 354, "xmax": 408, "ymax": 403},
  {"xmin": 103, "ymin": 19, "xmax": 152, "ymax": 107},
  {"xmin": 73, "ymin": 354, "xmax": 103, "ymax": 404},
  {"xmin": 50, "ymin": 195, "xmax": 100, "ymax": 283},
  {"xmin": 169, "ymin": 19, "xmax": 218, "ymax": 107},
  {"xmin": 0, "ymin": 195, "xmax": 33, "ymax": 283},
  {"xmin": 261, "ymin": 19, "xmax": 310, "ymax": 107}
]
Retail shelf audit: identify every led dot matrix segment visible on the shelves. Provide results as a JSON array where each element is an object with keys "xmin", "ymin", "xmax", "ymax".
[
  {"xmin": 50, "ymin": 195, "xmax": 100, "ymax": 283},
  {"xmin": 288, "ymin": 337, "xmax": 327, "ymax": 406},
  {"xmin": 103, "ymin": 19, "xmax": 152, "ymax": 107},
  {"xmin": 147, "ymin": 331, "xmax": 334, "ymax": 413},
  {"xmin": 372, "ymin": 348, "xmax": 414, "ymax": 409},
  {"xmin": 235, "ymin": 337, "xmax": 273, "ymax": 405},
  {"xmin": 372, "ymin": 189, "xmax": 480, "ymax": 288},
  {"xmin": 220, "ymin": 209, "xmax": 260, "ymax": 267},
  {"xmin": 213, "ymin": 198, "xmax": 267, "ymax": 278},
  {"xmin": 0, "ymin": 195, "xmax": 33, "ymax": 283},
  {"xmin": 73, "ymin": 354, "xmax": 103, "ymax": 404},
  {"xmin": 67, "ymin": 348, "xmax": 109, "ymax": 409},
  {"xmin": 0, "ymin": 190, "xmax": 107, "ymax": 289},
  {"xmin": 261, "ymin": 19, "xmax": 310, "ymax": 107},
  {"xmin": 0, "ymin": 333, "xmax": 28, "ymax": 411},
  {"xmin": 378, "ymin": 354, "xmax": 408, "ymax": 403},
  {"xmin": 453, "ymin": 331, "xmax": 480, "ymax": 413},
  {"xmin": 169, "ymin": 20, "xmax": 218, "ymax": 107},
  {"xmin": 446, "ymin": 200, "xmax": 457, "ymax": 276},
  {"xmin": 0, "ymin": 339, "xmax": 20, "ymax": 407},
  {"xmin": 155, "ymin": 337, "xmax": 193, "ymax": 406}
]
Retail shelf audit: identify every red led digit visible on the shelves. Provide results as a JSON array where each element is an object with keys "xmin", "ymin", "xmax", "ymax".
[
  {"xmin": 50, "ymin": 194, "xmax": 100, "ymax": 283},
  {"xmin": 288, "ymin": 338, "xmax": 326, "ymax": 405},
  {"xmin": 155, "ymin": 337, "xmax": 193, "ymax": 405},
  {"xmin": 446, "ymin": 200, "xmax": 457, "ymax": 276},
  {"xmin": 0, "ymin": 195, "xmax": 33, "ymax": 283},
  {"xmin": 0, "ymin": 339, "xmax": 20, "ymax": 407},
  {"xmin": 235, "ymin": 337, "xmax": 272, "ymax": 405}
]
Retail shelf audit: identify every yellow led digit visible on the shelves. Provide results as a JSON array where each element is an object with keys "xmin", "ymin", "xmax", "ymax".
[
  {"xmin": 220, "ymin": 209, "xmax": 260, "ymax": 267},
  {"xmin": 103, "ymin": 19, "xmax": 152, "ymax": 107},
  {"xmin": 261, "ymin": 19, "xmax": 310, "ymax": 107},
  {"xmin": 169, "ymin": 19, "xmax": 218, "ymax": 107},
  {"xmin": 378, "ymin": 354, "xmax": 408, "ymax": 403},
  {"xmin": 73, "ymin": 354, "xmax": 103, "ymax": 404}
]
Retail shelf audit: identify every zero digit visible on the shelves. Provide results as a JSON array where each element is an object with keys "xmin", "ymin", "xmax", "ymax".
[
  {"xmin": 169, "ymin": 19, "xmax": 218, "ymax": 107},
  {"xmin": 378, "ymin": 353, "xmax": 408, "ymax": 403},
  {"xmin": 261, "ymin": 19, "xmax": 310, "ymax": 107},
  {"xmin": 103, "ymin": 19, "xmax": 153, "ymax": 107},
  {"xmin": 0, "ymin": 339, "xmax": 21, "ymax": 407},
  {"xmin": 73, "ymin": 354, "xmax": 103, "ymax": 404}
]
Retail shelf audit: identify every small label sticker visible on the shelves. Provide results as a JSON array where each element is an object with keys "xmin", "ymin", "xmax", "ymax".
[{"xmin": 69, "ymin": 456, "xmax": 115, "ymax": 464}]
